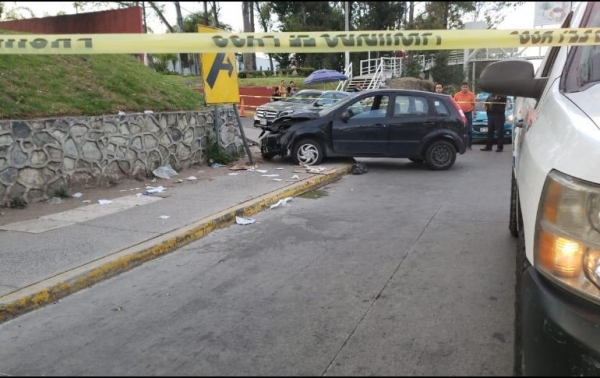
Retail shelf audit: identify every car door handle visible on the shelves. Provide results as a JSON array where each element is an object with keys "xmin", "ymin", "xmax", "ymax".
[{"xmin": 423, "ymin": 122, "xmax": 435, "ymax": 126}]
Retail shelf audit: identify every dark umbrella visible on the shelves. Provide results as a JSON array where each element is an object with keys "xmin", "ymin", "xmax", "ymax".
[{"xmin": 303, "ymin": 69, "xmax": 348, "ymax": 85}]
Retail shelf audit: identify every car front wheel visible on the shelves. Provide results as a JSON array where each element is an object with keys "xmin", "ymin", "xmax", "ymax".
[
  {"xmin": 424, "ymin": 140, "xmax": 456, "ymax": 170},
  {"xmin": 292, "ymin": 138, "xmax": 324, "ymax": 166}
]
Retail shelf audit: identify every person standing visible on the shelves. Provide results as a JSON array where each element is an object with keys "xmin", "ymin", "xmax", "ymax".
[
  {"xmin": 481, "ymin": 93, "xmax": 507, "ymax": 152},
  {"xmin": 287, "ymin": 81, "xmax": 298, "ymax": 96},
  {"xmin": 278, "ymin": 80, "xmax": 287, "ymax": 99},
  {"xmin": 434, "ymin": 83, "xmax": 444, "ymax": 94},
  {"xmin": 353, "ymin": 82, "xmax": 363, "ymax": 92},
  {"xmin": 454, "ymin": 82, "xmax": 476, "ymax": 150}
]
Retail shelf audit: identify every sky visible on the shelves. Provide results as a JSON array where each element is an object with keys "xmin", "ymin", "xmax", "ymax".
[{"xmin": 10, "ymin": 1, "xmax": 543, "ymax": 32}]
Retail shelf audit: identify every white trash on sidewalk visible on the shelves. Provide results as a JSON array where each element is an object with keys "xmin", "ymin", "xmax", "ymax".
[
  {"xmin": 270, "ymin": 197, "xmax": 293, "ymax": 209},
  {"xmin": 236, "ymin": 216, "xmax": 256, "ymax": 225}
]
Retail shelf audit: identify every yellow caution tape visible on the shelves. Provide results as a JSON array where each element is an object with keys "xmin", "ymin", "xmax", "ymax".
[{"xmin": 0, "ymin": 28, "xmax": 599, "ymax": 54}]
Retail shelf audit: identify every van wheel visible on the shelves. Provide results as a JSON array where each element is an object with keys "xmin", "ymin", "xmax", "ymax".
[
  {"xmin": 409, "ymin": 158, "xmax": 424, "ymax": 163},
  {"xmin": 424, "ymin": 140, "xmax": 456, "ymax": 170},
  {"xmin": 509, "ymin": 171, "xmax": 519, "ymax": 238},
  {"xmin": 292, "ymin": 138, "xmax": 324, "ymax": 166}
]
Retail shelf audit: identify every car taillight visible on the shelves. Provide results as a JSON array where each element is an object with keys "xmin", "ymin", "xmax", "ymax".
[{"xmin": 449, "ymin": 97, "xmax": 467, "ymax": 127}]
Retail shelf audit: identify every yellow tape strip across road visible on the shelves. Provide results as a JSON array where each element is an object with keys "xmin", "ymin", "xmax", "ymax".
[{"xmin": 0, "ymin": 28, "xmax": 599, "ymax": 54}]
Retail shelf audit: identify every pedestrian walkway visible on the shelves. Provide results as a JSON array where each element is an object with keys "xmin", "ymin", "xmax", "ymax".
[{"xmin": 0, "ymin": 143, "xmax": 353, "ymax": 323}]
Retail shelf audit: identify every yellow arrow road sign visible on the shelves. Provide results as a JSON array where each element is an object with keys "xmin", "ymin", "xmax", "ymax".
[{"xmin": 199, "ymin": 25, "xmax": 240, "ymax": 105}]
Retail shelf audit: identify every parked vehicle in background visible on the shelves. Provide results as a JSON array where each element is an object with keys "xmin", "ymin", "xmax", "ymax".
[
  {"xmin": 480, "ymin": 2, "xmax": 600, "ymax": 375},
  {"xmin": 253, "ymin": 90, "xmax": 351, "ymax": 127},
  {"xmin": 471, "ymin": 92, "xmax": 515, "ymax": 143},
  {"xmin": 258, "ymin": 89, "xmax": 468, "ymax": 170}
]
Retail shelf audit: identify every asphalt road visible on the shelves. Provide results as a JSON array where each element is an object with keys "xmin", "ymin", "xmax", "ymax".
[{"xmin": 0, "ymin": 148, "xmax": 516, "ymax": 376}]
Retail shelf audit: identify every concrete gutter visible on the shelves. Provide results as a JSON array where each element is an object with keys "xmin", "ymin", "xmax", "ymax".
[{"xmin": 0, "ymin": 163, "xmax": 352, "ymax": 324}]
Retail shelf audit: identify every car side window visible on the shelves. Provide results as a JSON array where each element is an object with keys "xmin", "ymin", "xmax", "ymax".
[
  {"xmin": 433, "ymin": 99, "xmax": 450, "ymax": 115},
  {"xmin": 564, "ymin": 2, "xmax": 600, "ymax": 92},
  {"xmin": 317, "ymin": 93, "xmax": 336, "ymax": 106},
  {"xmin": 393, "ymin": 96, "xmax": 429, "ymax": 116},
  {"xmin": 346, "ymin": 95, "xmax": 390, "ymax": 119}
]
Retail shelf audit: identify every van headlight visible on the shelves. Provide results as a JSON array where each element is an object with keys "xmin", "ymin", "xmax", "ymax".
[{"xmin": 535, "ymin": 170, "xmax": 600, "ymax": 302}]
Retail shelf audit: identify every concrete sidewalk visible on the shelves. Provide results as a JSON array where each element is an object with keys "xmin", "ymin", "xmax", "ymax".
[{"xmin": 0, "ymin": 140, "xmax": 353, "ymax": 323}]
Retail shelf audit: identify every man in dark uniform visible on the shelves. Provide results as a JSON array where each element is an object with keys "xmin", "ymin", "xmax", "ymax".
[{"xmin": 481, "ymin": 93, "xmax": 507, "ymax": 152}]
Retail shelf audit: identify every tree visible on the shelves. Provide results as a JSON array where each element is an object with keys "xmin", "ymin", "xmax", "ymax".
[
  {"xmin": 0, "ymin": 3, "xmax": 35, "ymax": 20},
  {"xmin": 430, "ymin": 51, "xmax": 464, "ymax": 88},
  {"xmin": 242, "ymin": 2, "xmax": 255, "ymax": 73},
  {"xmin": 255, "ymin": 1, "xmax": 275, "ymax": 72}
]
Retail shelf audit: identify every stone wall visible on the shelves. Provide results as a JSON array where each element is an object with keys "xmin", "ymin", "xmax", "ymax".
[{"xmin": 0, "ymin": 109, "xmax": 243, "ymax": 205}]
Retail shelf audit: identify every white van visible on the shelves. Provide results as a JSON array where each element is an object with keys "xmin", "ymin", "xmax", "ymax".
[{"xmin": 480, "ymin": 2, "xmax": 600, "ymax": 375}]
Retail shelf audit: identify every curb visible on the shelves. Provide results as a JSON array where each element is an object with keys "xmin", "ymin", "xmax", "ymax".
[{"xmin": 0, "ymin": 163, "xmax": 353, "ymax": 324}]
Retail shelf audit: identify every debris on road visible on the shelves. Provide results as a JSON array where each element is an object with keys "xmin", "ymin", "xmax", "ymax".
[
  {"xmin": 72, "ymin": 192, "xmax": 83, "ymax": 198},
  {"xmin": 256, "ymin": 169, "xmax": 269, "ymax": 174},
  {"xmin": 82, "ymin": 200, "xmax": 92, "ymax": 203},
  {"xmin": 351, "ymin": 162, "xmax": 368, "ymax": 175},
  {"xmin": 270, "ymin": 197, "xmax": 293, "ymax": 209},
  {"xmin": 291, "ymin": 175, "xmax": 300, "ymax": 180},
  {"xmin": 145, "ymin": 186, "xmax": 167, "ymax": 194},
  {"xmin": 275, "ymin": 167, "xmax": 284, "ymax": 170},
  {"xmin": 273, "ymin": 179, "xmax": 283, "ymax": 182},
  {"xmin": 98, "ymin": 199, "xmax": 113, "ymax": 205},
  {"xmin": 158, "ymin": 215, "xmax": 170, "ymax": 220},
  {"xmin": 211, "ymin": 163, "xmax": 224, "ymax": 168},
  {"xmin": 186, "ymin": 176, "xmax": 198, "ymax": 181},
  {"xmin": 229, "ymin": 173, "xmax": 239, "ymax": 176},
  {"xmin": 236, "ymin": 216, "xmax": 256, "ymax": 225},
  {"xmin": 153, "ymin": 164, "xmax": 179, "ymax": 180},
  {"xmin": 47, "ymin": 197, "xmax": 63, "ymax": 205},
  {"xmin": 262, "ymin": 174, "xmax": 279, "ymax": 177}
]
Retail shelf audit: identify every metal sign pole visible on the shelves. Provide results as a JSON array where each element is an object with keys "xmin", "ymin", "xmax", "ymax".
[
  {"xmin": 233, "ymin": 104, "xmax": 254, "ymax": 165},
  {"xmin": 214, "ymin": 105, "xmax": 220, "ymax": 149}
]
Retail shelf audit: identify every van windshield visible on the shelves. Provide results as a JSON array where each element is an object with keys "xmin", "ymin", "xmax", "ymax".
[{"xmin": 564, "ymin": 2, "xmax": 600, "ymax": 92}]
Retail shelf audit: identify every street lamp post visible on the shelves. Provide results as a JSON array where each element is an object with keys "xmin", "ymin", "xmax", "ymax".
[{"xmin": 344, "ymin": 1, "xmax": 349, "ymax": 71}]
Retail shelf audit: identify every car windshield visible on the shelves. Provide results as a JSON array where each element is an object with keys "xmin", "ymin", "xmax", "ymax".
[
  {"xmin": 284, "ymin": 92, "xmax": 320, "ymax": 104},
  {"xmin": 475, "ymin": 101, "xmax": 486, "ymax": 112},
  {"xmin": 317, "ymin": 93, "xmax": 357, "ymax": 116}
]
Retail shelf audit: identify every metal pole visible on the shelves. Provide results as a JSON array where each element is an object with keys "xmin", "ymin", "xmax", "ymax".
[
  {"xmin": 344, "ymin": 1, "xmax": 349, "ymax": 70},
  {"xmin": 232, "ymin": 104, "xmax": 254, "ymax": 165},
  {"xmin": 472, "ymin": 61, "xmax": 476, "ymax": 93},
  {"xmin": 214, "ymin": 105, "xmax": 220, "ymax": 150}
]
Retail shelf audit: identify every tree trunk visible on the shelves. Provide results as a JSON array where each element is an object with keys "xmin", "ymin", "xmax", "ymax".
[
  {"xmin": 408, "ymin": 1, "xmax": 414, "ymax": 29},
  {"xmin": 147, "ymin": 1, "xmax": 173, "ymax": 32},
  {"xmin": 142, "ymin": 1, "xmax": 147, "ymax": 33},
  {"xmin": 212, "ymin": 1, "xmax": 218, "ymax": 28},
  {"xmin": 203, "ymin": 1, "xmax": 209, "ymax": 26},
  {"xmin": 242, "ymin": 2, "xmax": 253, "ymax": 73},
  {"xmin": 250, "ymin": 3, "xmax": 256, "ymax": 70},
  {"xmin": 174, "ymin": 1, "xmax": 186, "ymax": 73},
  {"xmin": 443, "ymin": 2, "xmax": 449, "ymax": 29}
]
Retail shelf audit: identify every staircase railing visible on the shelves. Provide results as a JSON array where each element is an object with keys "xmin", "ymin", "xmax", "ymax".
[
  {"xmin": 336, "ymin": 62, "xmax": 353, "ymax": 92},
  {"xmin": 366, "ymin": 59, "xmax": 385, "ymax": 90}
]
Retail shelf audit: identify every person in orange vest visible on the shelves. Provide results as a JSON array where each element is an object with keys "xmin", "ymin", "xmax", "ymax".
[{"xmin": 454, "ymin": 81, "xmax": 476, "ymax": 150}]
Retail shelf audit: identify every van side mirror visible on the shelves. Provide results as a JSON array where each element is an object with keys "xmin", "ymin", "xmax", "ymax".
[{"xmin": 479, "ymin": 60, "xmax": 548, "ymax": 99}]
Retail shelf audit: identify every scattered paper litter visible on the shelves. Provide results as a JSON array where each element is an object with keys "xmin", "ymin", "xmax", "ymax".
[
  {"xmin": 135, "ymin": 193, "xmax": 143, "ymax": 198},
  {"xmin": 118, "ymin": 111, "xmax": 126, "ymax": 116},
  {"xmin": 82, "ymin": 200, "xmax": 91, "ymax": 203},
  {"xmin": 120, "ymin": 189, "xmax": 127, "ymax": 192},
  {"xmin": 47, "ymin": 197, "xmax": 62, "ymax": 205},
  {"xmin": 151, "ymin": 178, "xmax": 157, "ymax": 183},
  {"xmin": 236, "ymin": 216, "xmax": 256, "ymax": 225},
  {"xmin": 228, "ymin": 173, "xmax": 239, "ymax": 176},
  {"xmin": 174, "ymin": 179, "xmax": 183, "ymax": 183},
  {"xmin": 158, "ymin": 215, "xmax": 170, "ymax": 220},
  {"xmin": 275, "ymin": 167, "xmax": 284, "ymax": 170},
  {"xmin": 262, "ymin": 174, "xmax": 279, "ymax": 177},
  {"xmin": 273, "ymin": 179, "xmax": 283, "ymax": 182},
  {"xmin": 186, "ymin": 176, "xmax": 197, "ymax": 181},
  {"xmin": 291, "ymin": 175, "xmax": 300, "ymax": 180},
  {"xmin": 145, "ymin": 186, "xmax": 166, "ymax": 194},
  {"xmin": 256, "ymin": 169, "xmax": 268, "ymax": 173},
  {"xmin": 72, "ymin": 192, "xmax": 83, "ymax": 198},
  {"xmin": 270, "ymin": 197, "xmax": 293, "ymax": 209},
  {"xmin": 98, "ymin": 199, "xmax": 113, "ymax": 205},
  {"xmin": 153, "ymin": 164, "xmax": 178, "ymax": 179},
  {"xmin": 211, "ymin": 163, "xmax": 224, "ymax": 168}
]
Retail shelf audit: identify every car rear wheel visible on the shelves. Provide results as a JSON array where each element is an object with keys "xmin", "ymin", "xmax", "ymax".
[
  {"xmin": 424, "ymin": 140, "xmax": 456, "ymax": 170},
  {"xmin": 409, "ymin": 158, "xmax": 424, "ymax": 163},
  {"xmin": 292, "ymin": 138, "xmax": 324, "ymax": 166}
]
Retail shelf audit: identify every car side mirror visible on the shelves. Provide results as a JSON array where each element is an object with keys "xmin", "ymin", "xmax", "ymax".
[
  {"xmin": 341, "ymin": 111, "xmax": 350, "ymax": 123},
  {"xmin": 479, "ymin": 60, "xmax": 548, "ymax": 99}
]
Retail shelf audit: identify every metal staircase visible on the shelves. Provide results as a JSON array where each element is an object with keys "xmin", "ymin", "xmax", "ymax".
[{"xmin": 338, "ymin": 57, "xmax": 405, "ymax": 92}]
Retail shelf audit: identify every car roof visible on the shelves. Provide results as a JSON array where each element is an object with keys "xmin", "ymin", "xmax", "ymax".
[
  {"xmin": 361, "ymin": 88, "xmax": 447, "ymax": 98},
  {"xmin": 295, "ymin": 89, "xmax": 323, "ymax": 95},
  {"xmin": 321, "ymin": 90, "xmax": 350, "ymax": 95}
]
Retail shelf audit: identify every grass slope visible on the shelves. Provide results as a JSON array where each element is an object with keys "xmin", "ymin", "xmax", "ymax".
[{"xmin": 0, "ymin": 52, "xmax": 205, "ymax": 120}]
